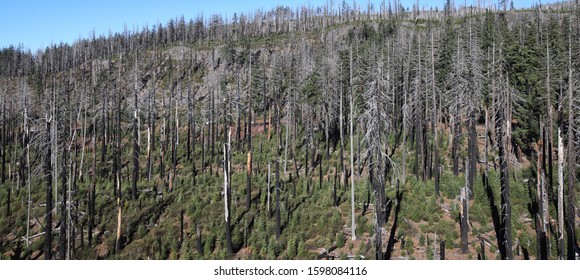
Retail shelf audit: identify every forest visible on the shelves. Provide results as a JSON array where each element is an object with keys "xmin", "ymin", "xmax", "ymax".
[{"xmin": 0, "ymin": 0, "xmax": 578, "ymax": 260}]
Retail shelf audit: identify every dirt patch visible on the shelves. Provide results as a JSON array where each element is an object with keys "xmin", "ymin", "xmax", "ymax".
[{"xmin": 95, "ymin": 243, "xmax": 110, "ymax": 258}]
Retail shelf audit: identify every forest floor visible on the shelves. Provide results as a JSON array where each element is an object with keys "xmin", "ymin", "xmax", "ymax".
[{"xmin": 1, "ymin": 117, "xmax": 578, "ymax": 260}]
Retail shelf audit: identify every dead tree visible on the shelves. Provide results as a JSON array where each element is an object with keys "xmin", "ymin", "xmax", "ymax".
[
  {"xmin": 24, "ymin": 102, "xmax": 31, "ymax": 249},
  {"xmin": 246, "ymin": 55, "xmax": 253, "ymax": 210},
  {"xmin": 466, "ymin": 22, "xmax": 482, "ymax": 200},
  {"xmin": 131, "ymin": 60, "xmax": 140, "ymax": 200},
  {"xmin": 274, "ymin": 81, "xmax": 282, "ymax": 240},
  {"xmin": 169, "ymin": 81, "xmax": 179, "ymax": 192},
  {"xmin": 58, "ymin": 139, "xmax": 67, "ymax": 260},
  {"xmin": 89, "ymin": 126, "xmax": 96, "ymax": 247},
  {"xmin": 190, "ymin": 86, "xmax": 197, "ymax": 184},
  {"xmin": 223, "ymin": 129, "xmax": 233, "ymax": 254},
  {"xmin": 536, "ymin": 123, "xmax": 548, "ymax": 259},
  {"xmin": 460, "ymin": 159, "xmax": 469, "ymax": 254},
  {"xmin": 360, "ymin": 41, "xmax": 391, "ymax": 259},
  {"xmin": 546, "ymin": 38, "xmax": 554, "ymax": 200},
  {"xmin": 497, "ymin": 76, "xmax": 513, "ymax": 260},
  {"xmin": 431, "ymin": 31, "xmax": 441, "ymax": 197},
  {"xmin": 557, "ymin": 98, "xmax": 565, "ymax": 259},
  {"xmin": 1, "ymin": 96, "xmax": 5, "ymax": 184},
  {"xmin": 44, "ymin": 115, "xmax": 53, "ymax": 260},
  {"xmin": 114, "ymin": 54, "xmax": 123, "ymax": 253},
  {"xmin": 565, "ymin": 34, "xmax": 576, "ymax": 260},
  {"xmin": 349, "ymin": 45, "xmax": 356, "ymax": 241}
]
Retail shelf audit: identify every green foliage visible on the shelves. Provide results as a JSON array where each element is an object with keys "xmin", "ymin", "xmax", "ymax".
[
  {"xmin": 355, "ymin": 215, "xmax": 371, "ymax": 237},
  {"xmin": 267, "ymin": 237, "xmax": 282, "ymax": 259},
  {"xmin": 297, "ymin": 240, "xmax": 307, "ymax": 259},
  {"xmin": 404, "ymin": 239, "xmax": 415, "ymax": 255},
  {"xmin": 3, "ymin": 5, "xmax": 579, "ymax": 262},
  {"xmin": 286, "ymin": 237, "xmax": 297, "ymax": 259},
  {"xmin": 503, "ymin": 20, "xmax": 544, "ymax": 155},
  {"xmin": 427, "ymin": 245, "xmax": 434, "ymax": 260},
  {"xmin": 336, "ymin": 232, "xmax": 346, "ymax": 248}
]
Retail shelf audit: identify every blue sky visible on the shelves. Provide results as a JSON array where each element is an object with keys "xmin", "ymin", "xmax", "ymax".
[{"xmin": 0, "ymin": 0, "xmax": 552, "ymax": 52}]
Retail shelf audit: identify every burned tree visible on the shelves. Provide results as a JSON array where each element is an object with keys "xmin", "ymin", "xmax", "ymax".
[
  {"xmin": 246, "ymin": 54, "xmax": 253, "ymax": 210},
  {"xmin": 44, "ymin": 114, "xmax": 53, "ymax": 260},
  {"xmin": 223, "ymin": 129, "xmax": 233, "ymax": 255},
  {"xmin": 496, "ymin": 75, "xmax": 513, "ymax": 260}
]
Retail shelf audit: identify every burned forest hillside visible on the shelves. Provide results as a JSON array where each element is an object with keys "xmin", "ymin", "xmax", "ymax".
[{"xmin": 0, "ymin": 2, "xmax": 579, "ymax": 260}]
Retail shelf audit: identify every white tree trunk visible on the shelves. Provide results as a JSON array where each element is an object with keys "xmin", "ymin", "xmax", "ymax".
[
  {"xmin": 557, "ymin": 126, "xmax": 564, "ymax": 259},
  {"xmin": 267, "ymin": 162, "xmax": 271, "ymax": 214},
  {"xmin": 224, "ymin": 143, "xmax": 229, "ymax": 222},
  {"xmin": 349, "ymin": 45, "xmax": 356, "ymax": 241},
  {"xmin": 25, "ymin": 107, "xmax": 31, "ymax": 248},
  {"xmin": 79, "ymin": 107, "xmax": 87, "ymax": 180}
]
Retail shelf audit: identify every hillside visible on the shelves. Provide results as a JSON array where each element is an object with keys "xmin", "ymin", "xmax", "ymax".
[{"xmin": 0, "ymin": 2, "xmax": 579, "ymax": 260}]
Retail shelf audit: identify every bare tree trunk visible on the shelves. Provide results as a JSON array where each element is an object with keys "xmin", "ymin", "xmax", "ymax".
[
  {"xmin": 160, "ymin": 94, "xmax": 166, "ymax": 181},
  {"xmin": 275, "ymin": 97, "xmax": 281, "ymax": 240},
  {"xmin": 202, "ymin": 122, "xmax": 206, "ymax": 174},
  {"xmin": 52, "ymin": 84, "xmax": 59, "ymax": 216},
  {"xmin": 566, "ymin": 38, "xmax": 577, "ymax": 259},
  {"xmin": 132, "ymin": 86, "xmax": 140, "ymax": 199},
  {"xmin": 349, "ymin": 46, "xmax": 356, "ymax": 241},
  {"xmin": 224, "ymin": 130, "xmax": 233, "ymax": 254},
  {"xmin": 452, "ymin": 102, "xmax": 460, "ymax": 177},
  {"xmin": 305, "ymin": 137, "xmax": 311, "ymax": 195},
  {"xmin": 546, "ymin": 40, "xmax": 554, "ymax": 200},
  {"xmin": 79, "ymin": 107, "xmax": 87, "ymax": 182},
  {"xmin": 100, "ymin": 87, "xmax": 107, "ymax": 177},
  {"xmin": 191, "ymin": 88, "xmax": 197, "ymax": 185},
  {"xmin": 283, "ymin": 102, "xmax": 289, "ymax": 174},
  {"xmin": 236, "ymin": 75, "xmax": 242, "ymax": 150},
  {"xmin": 179, "ymin": 210, "xmax": 184, "ymax": 247},
  {"xmin": 537, "ymin": 122, "xmax": 548, "ymax": 259},
  {"xmin": 58, "ymin": 148, "xmax": 67, "ymax": 260},
  {"xmin": 6, "ymin": 174, "xmax": 12, "ymax": 217},
  {"xmin": 246, "ymin": 57, "xmax": 253, "ymax": 210},
  {"xmin": 319, "ymin": 143, "xmax": 323, "ymax": 190},
  {"xmin": 267, "ymin": 162, "xmax": 271, "ymax": 216},
  {"xmin": 484, "ymin": 107, "xmax": 490, "ymax": 193},
  {"xmin": 357, "ymin": 131, "xmax": 362, "ymax": 176},
  {"xmin": 263, "ymin": 81, "xmax": 268, "ymax": 138},
  {"xmin": 498, "ymin": 85, "xmax": 513, "ymax": 260},
  {"xmin": 25, "ymin": 107, "xmax": 31, "ymax": 249},
  {"xmin": 433, "ymin": 234, "xmax": 438, "ymax": 260},
  {"xmin": 468, "ymin": 112, "xmax": 477, "ymax": 199},
  {"xmin": 460, "ymin": 163, "xmax": 469, "ymax": 254},
  {"xmin": 371, "ymin": 155, "xmax": 383, "ymax": 260},
  {"xmin": 147, "ymin": 87, "xmax": 153, "ymax": 183},
  {"xmin": 115, "ymin": 54, "xmax": 123, "ymax": 253},
  {"xmin": 340, "ymin": 90, "xmax": 346, "ymax": 191},
  {"xmin": 211, "ymin": 89, "xmax": 215, "ymax": 176},
  {"xmin": 89, "ymin": 129, "xmax": 96, "ymax": 247},
  {"xmin": 268, "ymin": 104, "xmax": 272, "ymax": 141},
  {"xmin": 401, "ymin": 88, "xmax": 407, "ymax": 184},
  {"xmin": 1, "ymin": 101, "xmax": 5, "ymax": 184},
  {"xmin": 557, "ymin": 119, "xmax": 565, "ymax": 259},
  {"xmin": 187, "ymin": 88, "xmax": 192, "ymax": 162},
  {"xmin": 414, "ymin": 98, "xmax": 421, "ymax": 179},
  {"xmin": 115, "ymin": 171, "xmax": 122, "ymax": 253},
  {"xmin": 431, "ymin": 32, "xmax": 440, "ymax": 197},
  {"xmin": 44, "ymin": 116, "xmax": 52, "ymax": 260},
  {"xmin": 68, "ymin": 150, "xmax": 75, "ymax": 259},
  {"xmin": 440, "ymin": 240, "xmax": 445, "ymax": 260},
  {"xmin": 170, "ymin": 85, "xmax": 179, "ymax": 192}
]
